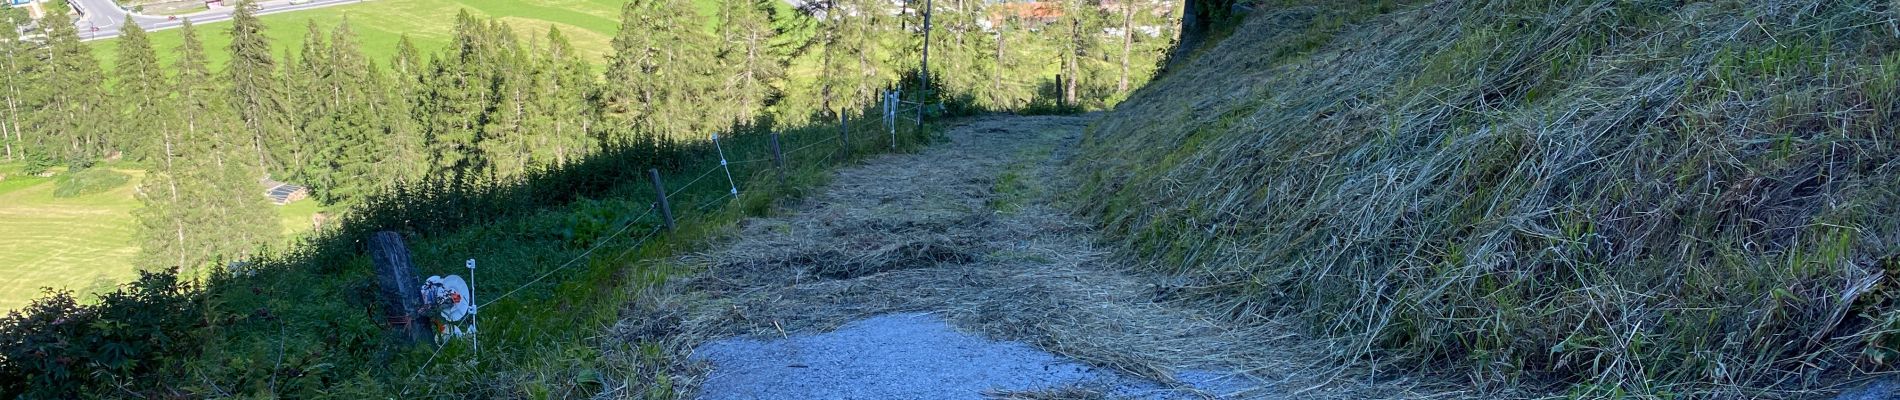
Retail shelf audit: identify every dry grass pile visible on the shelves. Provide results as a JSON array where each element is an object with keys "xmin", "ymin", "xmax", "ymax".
[
  {"xmin": 1073, "ymin": 0, "xmax": 1900, "ymax": 397},
  {"xmin": 605, "ymin": 115, "xmax": 1453, "ymax": 399}
]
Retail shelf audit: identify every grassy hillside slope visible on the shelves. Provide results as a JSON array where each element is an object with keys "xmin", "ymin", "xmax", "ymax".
[
  {"xmin": 0, "ymin": 164, "xmax": 318, "ymax": 311},
  {"xmin": 1074, "ymin": 0, "xmax": 1900, "ymax": 396}
]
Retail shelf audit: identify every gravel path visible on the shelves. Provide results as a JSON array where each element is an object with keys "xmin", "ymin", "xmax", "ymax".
[{"xmin": 612, "ymin": 115, "xmax": 1466, "ymax": 400}]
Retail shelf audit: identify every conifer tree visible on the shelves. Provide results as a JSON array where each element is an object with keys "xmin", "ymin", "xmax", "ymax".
[
  {"xmin": 384, "ymin": 36, "xmax": 428, "ymax": 183},
  {"xmin": 137, "ymin": 21, "xmax": 278, "ymax": 271},
  {"xmin": 29, "ymin": 0, "xmax": 110, "ymax": 165},
  {"xmin": 1112, "ymin": 0, "xmax": 1173, "ymax": 98},
  {"xmin": 312, "ymin": 19, "xmax": 391, "ymax": 207},
  {"xmin": 111, "ymin": 21, "xmax": 168, "ymax": 162},
  {"xmin": 0, "ymin": 9, "xmax": 33, "ymax": 162},
  {"xmin": 717, "ymin": 0, "xmax": 784, "ymax": 128},
  {"xmin": 602, "ymin": 0, "xmax": 719, "ymax": 141},
  {"xmin": 420, "ymin": 11, "xmax": 502, "ymax": 179},
  {"xmin": 285, "ymin": 21, "xmax": 330, "ymax": 183},
  {"xmin": 539, "ymin": 27, "xmax": 596, "ymax": 165},
  {"xmin": 926, "ymin": 0, "xmax": 1004, "ymax": 110},
  {"xmin": 226, "ymin": 0, "xmax": 289, "ymax": 177},
  {"xmin": 812, "ymin": 0, "xmax": 898, "ymax": 119},
  {"xmin": 480, "ymin": 21, "xmax": 533, "ymax": 177},
  {"xmin": 1056, "ymin": 0, "xmax": 1109, "ymax": 107}
]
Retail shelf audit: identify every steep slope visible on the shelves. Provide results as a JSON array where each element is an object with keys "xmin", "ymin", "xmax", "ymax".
[{"xmin": 1075, "ymin": 0, "xmax": 1900, "ymax": 396}]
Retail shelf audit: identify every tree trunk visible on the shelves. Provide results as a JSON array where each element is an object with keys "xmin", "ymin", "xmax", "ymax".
[
  {"xmin": 370, "ymin": 231, "xmax": 431, "ymax": 344},
  {"xmin": 1119, "ymin": 0, "xmax": 1134, "ymax": 93}
]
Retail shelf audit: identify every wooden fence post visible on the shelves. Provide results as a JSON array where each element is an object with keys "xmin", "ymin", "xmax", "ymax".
[
  {"xmin": 649, "ymin": 168, "xmax": 675, "ymax": 232},
  {"xmin": 837, "ymin": 112, "xmax": 849, "ymax": 160},
  {"xmin": 370, "ymin": 231, "xmax": 430, "ymax": 344}
]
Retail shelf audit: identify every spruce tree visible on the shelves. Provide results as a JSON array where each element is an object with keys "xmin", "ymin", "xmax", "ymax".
[
  {"xmin": 540, "ymin": 27, "xmax": 596, "ymax": 165},
  {"xmin": 137, "ymin": 21, "xmax": 279, "ymax": 271},
  {"xmin": 479, "ymin": 21, "xmax": 532, "ymax": 177},
  {"xmin": 311, "ymin": 18, "xmax": 390, "ymax": 207},
  {"xmin": 717, "ymin": 0, "xmax": 784, "ymax": 128},
  {"xmin": 602, "ymin": 0, "xmax": 719, "ymax": 141},
  {"xmin": 0, "ymin": 9, "xmax": 31, "ymax": 162},
  {"xmin": 111, "ymin": 21, "xmax": 168, "ymax": 162},
  {"xmin": 420, "ymin": 11, "xmax": 501, "ymax": 180},
  {"xmin": 1056, "ymin": 0, "xmax": 1109, "ymax": 107},
  {"xmin": 285, "ymin": 21, "xmax": 330, "ymax": 183},
  {"xmin": 29, "ymin": 0, "xmax": 110, "ymax": 165},
  {"xmin": 226, "ymin": 0, "xmax": 289, "ymax": 177},
  {"xmin": 384, "ymin": 36, "xmax": 428, "ymax": 183}
]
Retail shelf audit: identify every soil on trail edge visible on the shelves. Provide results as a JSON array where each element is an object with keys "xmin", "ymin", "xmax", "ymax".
[{"xmin": 611, "ymin": 115, "xmax": 1467, "ymax": 400}]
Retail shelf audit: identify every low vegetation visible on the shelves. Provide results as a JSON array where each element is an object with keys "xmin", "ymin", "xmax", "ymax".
[
  {"xmin": 1075, "ymin": 0, "xmax": 1900, "ymax": 396},
  {"xmin": 2, "ymin": 0, "xmax": 1173, "ymax": 397}
]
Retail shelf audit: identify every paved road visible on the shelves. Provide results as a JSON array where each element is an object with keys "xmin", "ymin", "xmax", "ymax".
[{"xmin": 65, "ymin": 0, "xmax": 361, "ymax": 41}]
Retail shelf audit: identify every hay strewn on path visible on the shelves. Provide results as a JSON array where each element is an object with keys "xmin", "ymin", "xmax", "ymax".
[{"xmin": 605, "ymin": 115, "xmax": 1475, "ymax": 399}]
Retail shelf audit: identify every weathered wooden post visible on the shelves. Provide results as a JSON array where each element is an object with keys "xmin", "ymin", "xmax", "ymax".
[
  {"xmin": 370, "ymin": 231, "xmax": 430, "ymax": 343},
  {"xmin": 837, "ymin": 112, "xmax": 849, "ymax": 160},
  {"xmin": 648, "ymin": 168, "xmax": 676, "ymax": 232},
  {"xmin": 769, "ymin": 132, "xmax": 786, "ymax": 185}
]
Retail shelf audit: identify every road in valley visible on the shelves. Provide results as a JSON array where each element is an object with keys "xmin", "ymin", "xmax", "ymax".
[{"xmin": 64, "ymin": 0, "xmax": 360, "ymax": 41}]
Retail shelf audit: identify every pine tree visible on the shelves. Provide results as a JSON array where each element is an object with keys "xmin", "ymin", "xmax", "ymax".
[
  {"xmin": 226, "ymin": 0, "xmax": 289, "ymax": 177},
  {"xmin": 927, "ymin": 0, "xmax": 1003, "ymax": 110},
  {"xmin": 601, "ymin": 0, "xmax": 720, "ymax": 141},
  {"xmin": 420, "ymin": 11, "xmax": 505, "ymax": 179},
  {"xmin": 540, "ymin": 27, "xmax": 596, "ymax": 165},
  {"xmin": 29, "ymin": 0, "xmax": 111, "ymax": 165},
  {"xmin": 285, "ymin": 21, "xmax": 331, "ymax": 183},
  {"xmin": 310, "ymin": 18, "xmax": 391, "ymax": 207},
  {"xmin": 137, "ymin": 21, "xmax": 278, "ymax": 271},
  {"xmin": 111, "ymin": 21, "xmax": 168, "ymax": 162},
  {"xmin": 384, "ymin": 36, "xmax": 428, "ymax": 183},
  {"xmin": 813, "ymin": 0, "xmax": 899, "ymax": 120},
  {"xmin": 0, "ymin": 8, "xmax": 32, "ymax": 162},
  {"xmin": 1056, "ymin": 0, "xmax": 1109, "ymax": 107},
  {"xmin": 717, "ymin": 0, "xmax": 784, "ymax": 128},
  {"xmin": 479, "ymin": 21, "xmax": 533, "ymax": 177}
]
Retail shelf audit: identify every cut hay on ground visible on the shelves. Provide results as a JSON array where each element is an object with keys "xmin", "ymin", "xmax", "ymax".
[{"xmin": 605, "ymin": 116, "xmax": 1474, "ymax": 399}]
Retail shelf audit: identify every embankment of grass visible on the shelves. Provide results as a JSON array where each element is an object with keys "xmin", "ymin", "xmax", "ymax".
[{"xmin": 1073, "ymin": 0, "xmax": 1900, "ymax": 397}]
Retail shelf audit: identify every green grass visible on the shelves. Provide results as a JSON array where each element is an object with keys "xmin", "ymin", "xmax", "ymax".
[
  {"xmin": 0, "ymin": 166, "xmax": 141, "ymax": 311},
  {"xmin": 88, "ymin": 0, "xmax": 724, "ymax": 70},
  {"xmin": 0, "ymin": 163, "xmax": 321, "ymax": 312}
]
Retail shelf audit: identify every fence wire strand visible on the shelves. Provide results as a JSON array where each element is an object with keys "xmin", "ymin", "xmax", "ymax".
[
  {"xmin": 480, "ymin": 204, "xmax": 657, "ymax": 308},
  {"xmin": 667, "ymin": 165, "xmax": 724, "ymax": 199}
]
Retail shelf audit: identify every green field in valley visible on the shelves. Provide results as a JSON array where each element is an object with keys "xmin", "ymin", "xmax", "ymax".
[
  {"xmin": 88, "ymin": 0, "xmax": 723, "ymax": 69},
  {"xmin": 11, "ymin": 0, "xmax": 733, "ymax": 313},
  {"xmin": 0, "ymin": 164, "xmax": 318, "ymax": 312}
]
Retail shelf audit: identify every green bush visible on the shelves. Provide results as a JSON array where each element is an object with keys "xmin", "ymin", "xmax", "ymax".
[
  {"xmin": 51, "ymin": 167, "xmax": 130, "ymax": 198},
  {"xmin": 0, "ymin": 269, "xmax": 204, "ymax": 399}
]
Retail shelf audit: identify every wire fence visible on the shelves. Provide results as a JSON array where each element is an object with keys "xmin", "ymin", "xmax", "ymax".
[{"xmin": 401, "ymin": 90, "xmax": 936, "ymax": 386}]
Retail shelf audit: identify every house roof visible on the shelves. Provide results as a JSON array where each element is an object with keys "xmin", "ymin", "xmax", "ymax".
[{"xmin": 260, "ymin": 178, "xmax": 308, "ymax": 204}]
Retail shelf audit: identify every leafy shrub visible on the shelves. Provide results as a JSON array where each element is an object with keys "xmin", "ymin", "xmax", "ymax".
[
  {"xmin": 51, "ymin": 167, "xmax": 130, "ymax": 198},
  {"xmin": 19, "ymin": 154, "xmax": 56, "ymax": 177},
  {"xmin": 0, "ymin": 269, "xmax": 204, "ymax": 399}
]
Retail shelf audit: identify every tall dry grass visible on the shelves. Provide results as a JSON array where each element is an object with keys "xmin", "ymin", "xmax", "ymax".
[{"xmin": 1074, "ymin": 0, "xmax": 1900, "ymax": 396}]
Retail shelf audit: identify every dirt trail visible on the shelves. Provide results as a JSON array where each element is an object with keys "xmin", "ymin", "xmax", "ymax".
[{"xmin": 613, "ymin": 115, "xmax": 1466, "ymax": 399}]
